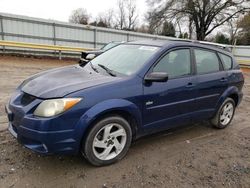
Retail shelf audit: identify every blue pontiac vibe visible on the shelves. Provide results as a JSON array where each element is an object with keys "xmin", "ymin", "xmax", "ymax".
[{"xmin": 5, "ymin": 40, "xmax": 244, "ymax": 166}]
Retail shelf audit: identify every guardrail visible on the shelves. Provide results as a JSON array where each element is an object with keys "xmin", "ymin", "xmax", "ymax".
[
  {"xmin": 237, "ymin": 59, "xmax": 250, "ymax": 68},
  {"xmin": 0, "ymin": 40, "xmax": 94, "ymax": 59}
]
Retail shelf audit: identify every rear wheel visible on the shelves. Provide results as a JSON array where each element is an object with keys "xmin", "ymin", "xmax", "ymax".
[
  {"xmin": 210, "ymin": 98, "xmax": 235, "ymax": 129},
  {"xmin": 82, "ymin": 116, "xmax": 132, "ymax": 166}
]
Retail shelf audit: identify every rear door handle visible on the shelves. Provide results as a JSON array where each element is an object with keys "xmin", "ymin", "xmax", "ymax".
[{"xmin": 186, "ymin": 82, "xmax": 195, "ymax": 88}]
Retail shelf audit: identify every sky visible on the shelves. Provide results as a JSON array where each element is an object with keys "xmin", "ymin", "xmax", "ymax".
[{"xmin": 0, "ymin": 0, "xmax": 148, "ymax": 23}]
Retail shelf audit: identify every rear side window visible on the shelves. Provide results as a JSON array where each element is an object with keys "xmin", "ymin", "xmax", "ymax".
[
  {"xmin": 219, "ymin": 53, "xmax": 232, "ymax": 70},
  {"xmin": 153, "ymin": 49, "xmax": 191, "ymax": 78},
  {"xmin": 194, "ymin": 49, "xmax": 220, "ymax": 74}
]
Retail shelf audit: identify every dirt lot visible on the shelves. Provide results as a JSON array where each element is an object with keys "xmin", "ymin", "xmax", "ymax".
[{"xmin": 0, "ymin": 55, "xmax": 249, "ymax": 188}]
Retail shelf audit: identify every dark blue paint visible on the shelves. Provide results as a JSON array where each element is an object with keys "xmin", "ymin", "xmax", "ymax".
[{"xmin": 5, "ymin": 41, "xmax": 244, "ymax": 155}]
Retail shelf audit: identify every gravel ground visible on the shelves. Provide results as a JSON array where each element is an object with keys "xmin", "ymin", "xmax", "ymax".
[{"xmin": 0, "ymin": 55, "xmax": 249, "ymax": 188}]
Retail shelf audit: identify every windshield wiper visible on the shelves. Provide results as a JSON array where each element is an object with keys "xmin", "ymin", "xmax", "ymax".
[
  {"xmin": 98, "ymin": 64, "xmax": 116, "ymax": 77},
  {"xmin": 90, "ymin": 62, "xmax": 99, "ymax": 73}
]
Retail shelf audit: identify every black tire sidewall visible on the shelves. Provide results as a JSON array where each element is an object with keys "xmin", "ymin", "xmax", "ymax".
[
  {"xmin": 82, "ymin": 116, "xmax": 132, "ymax": 166},
  {"xmin": 211, "ymin": 98, "xmax": 235, "ymax": 129}
]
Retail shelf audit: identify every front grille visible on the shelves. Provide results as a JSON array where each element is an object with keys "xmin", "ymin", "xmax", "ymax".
[{"xmin": 20, "ymin": 93, "xmax": 36, "ymax": 106}]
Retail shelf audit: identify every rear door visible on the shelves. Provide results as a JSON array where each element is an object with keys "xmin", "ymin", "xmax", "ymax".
[{"xmin": 193, "ymin": 48, "xmax": 228, "ymax": 119}]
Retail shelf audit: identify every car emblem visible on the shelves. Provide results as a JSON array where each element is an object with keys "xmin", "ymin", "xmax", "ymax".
[{"xmin": 146, "ymin": 101, "xmax": 154, "ymax": 106}]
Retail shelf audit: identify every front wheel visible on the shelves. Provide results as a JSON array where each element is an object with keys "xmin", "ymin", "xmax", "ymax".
[
  {"xmin": 82, "ymin": 116, "xmax": 132, "ymax": 166},
  {"xmin": 210, "ymin": 98, "xmax": 236, "ymax": 129}
]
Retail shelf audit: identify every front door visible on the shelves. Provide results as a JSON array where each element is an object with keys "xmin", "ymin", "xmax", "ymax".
[{"xmin": 142, "ymin": 48, "xmax": 197, "ymax": 133}]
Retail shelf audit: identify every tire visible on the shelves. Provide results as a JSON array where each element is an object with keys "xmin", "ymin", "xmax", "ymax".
[
  {"xmin": 82, "ymin": 115, "xmax": 132, "ymax": 166},
  {"xmin": 210, "ymin": 98, "xmax": 235, "ymax": 129}
]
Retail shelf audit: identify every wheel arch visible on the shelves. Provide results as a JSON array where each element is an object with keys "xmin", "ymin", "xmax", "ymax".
[
  {"xmin": 227, "ymin": 93, "xmax": 239, "ymax": 106},
  {"xmin": 215, "ymin": 86, "xmax": 240, "ymax": 113},
  {"xmin": 75, "ymin": 99, "xmax": 142, "ymax": 152}
]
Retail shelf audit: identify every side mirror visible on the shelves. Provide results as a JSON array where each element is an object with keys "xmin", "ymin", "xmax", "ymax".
[
  {"xmin": 79, "ymin": 58, "xmax": 89, "ymax": 66},
  {"xmin": 86, "ymin": 54, "xmax": 96, "ymax": 60},
  {"xmin": 144, "ymin": 72, "xmax": 169, "ymax": 82}
]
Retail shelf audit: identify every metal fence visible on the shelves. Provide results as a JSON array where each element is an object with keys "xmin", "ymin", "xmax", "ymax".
[
  {"xmin": 0, "ymin": 12, "xmax": 250, "ymax": 64},
  {"xmin": 0, "ymin": 12, "xmax": 174, "ymax": 50}
]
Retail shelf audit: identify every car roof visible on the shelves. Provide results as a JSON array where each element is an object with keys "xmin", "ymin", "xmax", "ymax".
[
  {"xmin": 127, "ymin": 40, "xmax": 232, "ymax": 56},
  {"xmin": 127, "ymin": 40, "xmax": 168, "ymax": 47}
]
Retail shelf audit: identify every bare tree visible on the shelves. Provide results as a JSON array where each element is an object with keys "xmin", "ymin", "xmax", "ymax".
[
  {"xmin": 115, "ymin": 0, "xmax": 139, "ymax": 30},
  {"xmin": 126, "ymin": 0, "xmax": 138, "ymax": 30},
  {"xmin": 116, "ymin": 0, "xmax": 126, "ymax": 29},
  {"xmin": 100, "ymin": 9, "xmax": 115, "ymax": 28},
  {"xmin": 69, "ymin": 8, "xmax": 91, "ymax": 25},
  {"xmin": 91, "ymin": 9, "xmax": 115, "ymax": 28},
  {"xmin": 188, "ymin": 16, "xmax": 195, "ymax": 39},
  {"xmin": 146, "ymin": 0, "xmax": 250, "ymax": 40},
  {"xmin": 226, "ymin": 18, "xmax": 240, "ymax": 44}
]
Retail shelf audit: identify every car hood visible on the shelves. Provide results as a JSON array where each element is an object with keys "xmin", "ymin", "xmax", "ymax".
[{"xmin": 21, "ymin": 65, "xmax": 119, "ymax": 99}]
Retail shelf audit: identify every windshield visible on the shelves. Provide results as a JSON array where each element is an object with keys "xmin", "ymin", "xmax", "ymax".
[{"xmin": 91, "ymin": 44, "xmax": 160, "ymax": 76}]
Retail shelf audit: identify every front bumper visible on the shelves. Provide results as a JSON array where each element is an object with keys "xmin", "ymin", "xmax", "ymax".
[
  {"xmin": 5, "ymin": 92, "xmax": 83, "ymax": 155},
  {"xmin": 7, "ymin": 120, "xmax": 76, "ymax": 154}
]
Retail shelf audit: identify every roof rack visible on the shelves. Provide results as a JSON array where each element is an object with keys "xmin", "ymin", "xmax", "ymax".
[
  {"xmin": 195, "ymin": 41, "xmax": 230, "ymax": 51},
  {"xmin": 168, "ymin": 39, "xmax": 231, "ymax": 52}
]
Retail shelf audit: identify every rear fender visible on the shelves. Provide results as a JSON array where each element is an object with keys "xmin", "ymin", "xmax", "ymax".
[{"xmin": 214, "ymin": 86, "xmax": 240, "ymax": 115}]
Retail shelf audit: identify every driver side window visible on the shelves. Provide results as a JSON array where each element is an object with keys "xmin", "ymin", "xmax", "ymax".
[{"xmin": 153, "ymin": 49, "xmax": 191, "ymax": 78}]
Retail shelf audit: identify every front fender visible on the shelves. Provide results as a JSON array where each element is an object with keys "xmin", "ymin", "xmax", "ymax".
[
  {"xmin": 214, "ymin": 86, "xmax": 240, "ymax": 114},
  {"xmin": 74, "ymin": 99, "xmax": 142, "ymax": 150}
]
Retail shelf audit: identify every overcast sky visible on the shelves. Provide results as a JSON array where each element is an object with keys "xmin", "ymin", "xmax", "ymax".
[{"xmin": 0, "ymin": 0, "xmax": 148, "ymax": 23}]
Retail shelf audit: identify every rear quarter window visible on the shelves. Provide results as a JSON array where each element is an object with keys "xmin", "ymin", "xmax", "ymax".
[{"xmin": 218, "ymin": 53, "xmax": 232, "ymax": 70}]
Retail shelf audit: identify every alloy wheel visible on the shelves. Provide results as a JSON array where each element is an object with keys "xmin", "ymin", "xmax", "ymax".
[
  {"xmin": 220, "ymin": 102, "xmax": 234, "ymax": 126},
  {"xmin": 92, "ymin": 123, "xmax": 127, "ymax": 160}
]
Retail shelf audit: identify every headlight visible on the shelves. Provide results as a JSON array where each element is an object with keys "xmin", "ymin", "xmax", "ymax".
[{"xmin": 34, "ymin": 98, "xmax": 81, "ymax": 117}]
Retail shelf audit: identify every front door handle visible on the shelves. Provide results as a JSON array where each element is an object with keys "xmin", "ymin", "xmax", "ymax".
[
  {"xmin": 220, "ymin": 77, "xmax": 227, "ymax": 82},
  {"xmin": 186, "ymin": 82, "xmax": 194, "ymax": 88}
]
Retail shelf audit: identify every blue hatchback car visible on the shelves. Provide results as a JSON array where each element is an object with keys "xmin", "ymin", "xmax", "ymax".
[{"xmin": 6, "ymin": 40, "xmax": 244, "ymax": 166}]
